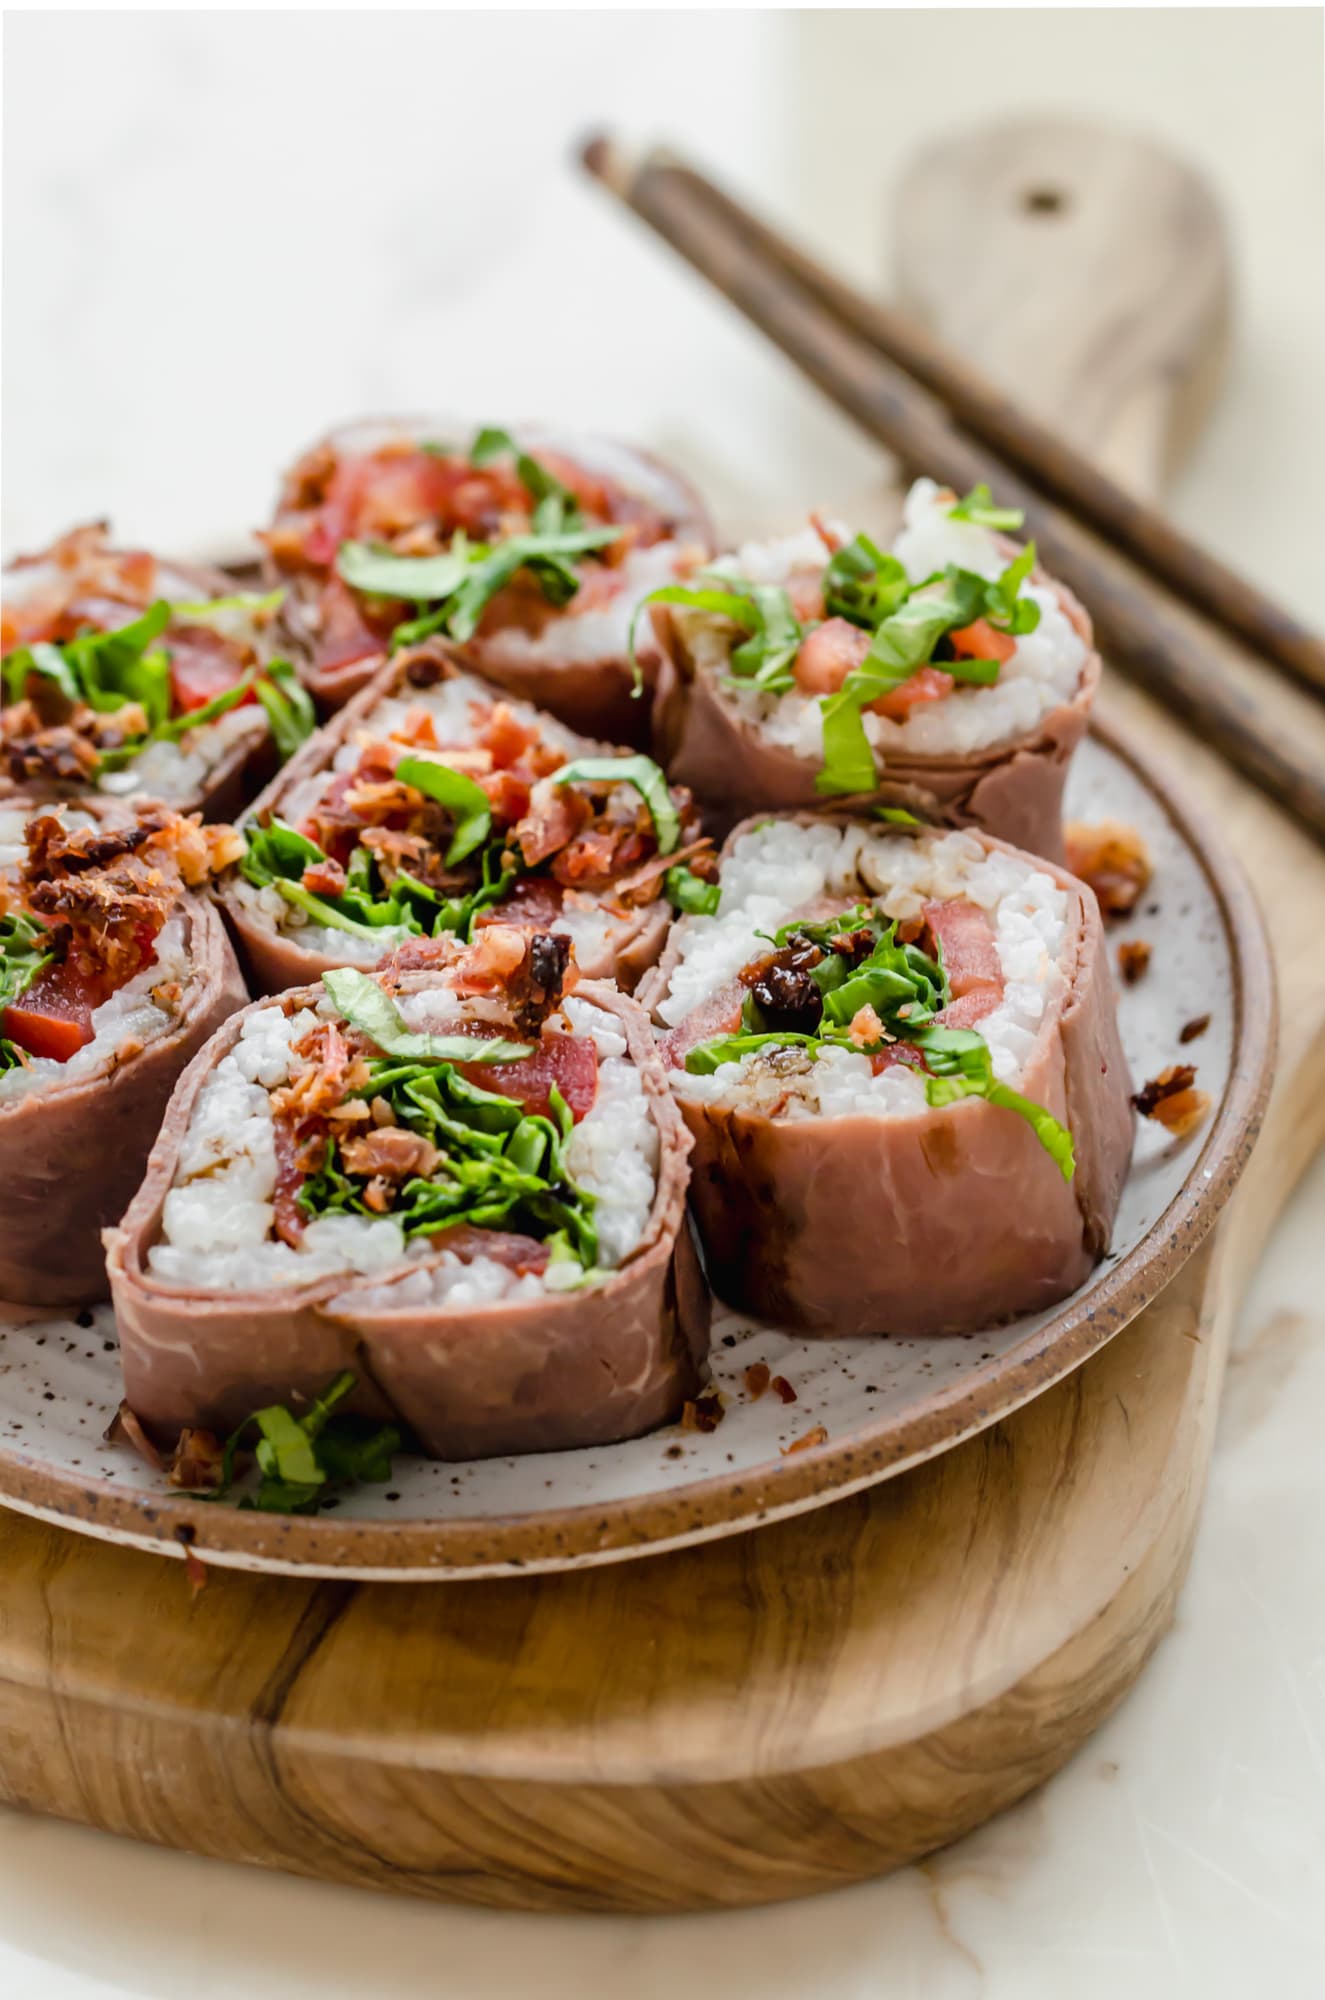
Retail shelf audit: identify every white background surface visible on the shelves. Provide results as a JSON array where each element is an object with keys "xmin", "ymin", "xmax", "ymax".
[{"xmin": 3, "ymin": 7, "xmax": 1324, "ymax": 1996}]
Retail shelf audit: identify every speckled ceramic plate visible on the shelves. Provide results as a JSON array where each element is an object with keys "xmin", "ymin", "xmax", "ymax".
[{"xmin": 0, "ymin": 720, "xmax": 1274, "ymax": 1580}]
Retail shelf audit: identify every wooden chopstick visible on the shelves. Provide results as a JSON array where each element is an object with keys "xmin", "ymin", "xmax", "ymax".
[
  {"xmin": 638, "ymin": 150, "xmax": 1325, "ymax": 707},
  {"xmin": 581, "ymin": 136, "xmax": 1325, "ymax": 848}
]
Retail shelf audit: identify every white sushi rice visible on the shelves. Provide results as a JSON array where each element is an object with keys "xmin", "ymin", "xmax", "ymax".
[
  {"xmin": 147, "ymin": 989, "xmax": 659, "ymax": 1300},
  {"xmin": 0, "ymin": 911, "xmax": 191, "ymax": 1105},
  {"xmin": 95, "ymin": 704, "xmax": 259, "ymax": 806},
  {"xmin": 660, "ymin": 818, "xmax": 1069, "ymax": 1121},
  {"xmin": 674, "ymin": 478, "xmax": 1087, "ymax": 762},
  {"xmin": 233, "ymin": 668, "xmax": 639, "ymax": 967},
  {"xmin": 479, "ymin": 537, "xmax": 688, "ymax": 670}
]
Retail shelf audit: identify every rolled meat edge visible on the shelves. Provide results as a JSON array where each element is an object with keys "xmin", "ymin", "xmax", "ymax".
[
  {"xmin": 0, "ymin": 889, "xmax": 247, "ymax": 1307},
  {"xmin": 218, "ymin": 648, "xmax": 683, "ymax": 995},
  {"xmin": 106, "ymin": 976, "xmax": 710, "ymax": 1460},
  {"xmin": 643, "ymin": 812, "xmax": 1134, "ymax": 1337},
  {"xmin": 265, "ymin": 417, "xmax": 715, "ymax": 742}
]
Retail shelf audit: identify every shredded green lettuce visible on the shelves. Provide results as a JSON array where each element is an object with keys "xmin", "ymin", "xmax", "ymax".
[{"xmin": 948, "ymin": 483, "xmax": 1026, "ymax": 531}]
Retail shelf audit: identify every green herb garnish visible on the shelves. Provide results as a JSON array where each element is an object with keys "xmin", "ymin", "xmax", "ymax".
[
  {"xmin": 665, "ymin": 865, "xmax": 721, "ymax": 915},
  {"xmin": 948, "ymin": 484, "xmax": 1026, "ymax": 531},
  {"xmin": 683, "ymin": 903, "xmax": 1073, "ymax": 1175},
  {"xmin": 629, "ymin": 577, "xmax": 804, "ymax": 697},
  {"xmin": 193, "ymin": 1371, "xmax": 401, "ymax": 1515},
  {"xmin": 336, "ymin": 517, "xmax": 624, "ymax": 655},
  {"xmin": 0, "ymin": 909, "xmax": 54, "ymax": 1071},
  {"xmin": 394, "ymin": 755, "xmax": 491, "ymax": 865},
  {"xmin": 821, "ymin": 534, "xmax": 912, "ymax": 630},
  {"xmin": 2, "ymin": 599, "xmax": 312, "ymax": 771},
  {"xmin": 549, "ymin": 753, "xmax": 681, "ymax": 856},
  {"xmin": 322, "ymin": 967, "xmax": 533, "ymax": 1063}
]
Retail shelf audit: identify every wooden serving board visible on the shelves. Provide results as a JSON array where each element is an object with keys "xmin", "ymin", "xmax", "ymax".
[{"xmin": 1, "ymin": 122, "xmax": 1322, "ymax": 1911}]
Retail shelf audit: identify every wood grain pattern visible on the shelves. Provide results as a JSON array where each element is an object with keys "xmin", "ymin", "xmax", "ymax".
[{"xmin": 1, "ymin": 122, "xmax": 1322, "ymax": 1912}]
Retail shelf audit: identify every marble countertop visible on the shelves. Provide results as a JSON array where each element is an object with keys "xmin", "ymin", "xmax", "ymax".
[{"xmin": 2, "ymin": 10, "xmax": 1322, "ymax": 1997}]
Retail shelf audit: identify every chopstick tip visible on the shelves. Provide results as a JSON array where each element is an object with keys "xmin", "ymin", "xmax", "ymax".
[{"xmin": 578, "ymin": 130, "xmax": 633, "ymax": 194}]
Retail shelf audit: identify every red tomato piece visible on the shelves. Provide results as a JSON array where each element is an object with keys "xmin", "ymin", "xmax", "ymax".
[
  {"xmin": 167, "ymin": 625, "xmax": 253, "ymax": 714},
  {"xmin": 793, "ymin": 617, "xmax": 871, "ymax": 695},
  {"xmin": 459, "ymin": 1032, "xmax": 599, "ymax": 1122},
  {"xmin": 870, "ymin": 663, "xmax": 955, "ymax": 720},
  {"xmin": 947, "ymin": 617, "xmax": 1016, "ymax": 665},
  {"xmin": 2, "ymin": 961, "xmax": 98, "ymax": 1062}
]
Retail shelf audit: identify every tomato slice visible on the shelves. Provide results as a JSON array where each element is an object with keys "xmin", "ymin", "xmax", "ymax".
[
  {"xmin": 2, "ymin": 961, "xmax": 99, "ymax": 1062},
  {"xmin": 459, "ymin": 1032, "xmax": 599, "ymax": 1122},
  {"xmin": 168, "ymin": 625, "xmax": 254, "ymax": 714}
]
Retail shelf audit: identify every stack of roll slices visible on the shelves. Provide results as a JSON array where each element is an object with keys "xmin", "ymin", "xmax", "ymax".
[{"xmin": 0, "ymin": 422, "xmax": 1138, "ymax": 1511}]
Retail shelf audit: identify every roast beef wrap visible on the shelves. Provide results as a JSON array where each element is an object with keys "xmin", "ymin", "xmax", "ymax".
[
  {"xmin": 220, "ymin": 646, "xmax": 713, "ymax": 995},
  {"xmin": 1, "ymin": 523, "xmax": 314, "ymax": 817},
  {"xmin": 648, "ymin": 478, "xmax": 1100, "ymax": 860},
  {"xmin": 0, "ymin": 798, "xmax": 247, "ymax": 1306},
  {"xmin": 643, "ymin": 811, "xmax": 1133, "ymax": 1337},
  {"xmin": 107, "ymin": 928, "xmax": 709, "ymax": 1459},
  {"xmin": 261, "ymin": 417, "xmax": 714, "ymax": 741}
]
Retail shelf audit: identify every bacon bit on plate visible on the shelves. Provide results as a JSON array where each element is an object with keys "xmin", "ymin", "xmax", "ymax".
[
  {"xmin": 770, "ymin": 1375, "xmax": 798, "ymax": 1405},
  {"xmin": 744, "ymin": 1361, "xmax": 771, "ymax": 1399},
  {"xmin": 1179, "ymin": 1013, "xmax": 1212, "ymax": 1044},
  {"xmin": 103, "ymin": 1399, "xmax": 163, "ymax": 1469},
  {"xmin": 1132, "ymin": 1064, "xmax": 1212, "ymax": 1138},
  {"xmin": 1064, "ymin": 820, "xmax": 1153, "ymax": 919},
  {"xmin": 1117, "ymin": 939, "xmax": 1152, "ymax": 985},
  {"xmin": 782, "ymin": 1425, "xmax": 828, "ymax": 1455},
  {"xmin": 167, "ymin": 1427, "xmax": 226, "ymax": 1491},
  {"xmin": 681, "ymin": 1393, "xmax": 725, "ymax": 1433},
  {"xmin": 182, "ymin": 1536, "xmax": 210, "ymax": 1600}
]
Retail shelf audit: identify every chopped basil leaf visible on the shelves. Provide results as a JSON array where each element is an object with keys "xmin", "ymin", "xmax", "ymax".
[
  {"xmin": 395, "ymin": 755, "xmax": 491, "ymax": 866},
  {"xmin": 168, "ymin": 587, "xmax": 287, "ymax": 621},
  {"xmin": 337, "ymin": 539, "xmax": 481, "ymax": 603},
  {"xmin": 0, "ymin": 910, "xmax": 53, "ymax": 1019},
  {"xmin": 821, "ymin": 535, "xmax": 911, "ymax": 630},
  {"xmin": 468, "ymin": 426, "xmax": 584, "ymax": 534},
  {"xmin": 322, "ymin": 967, "xmax": 533, "ymax": 1063},
  {"xmin": 193, "ymin": 1370, "xmax": 401, "ymax": 1515},
  {"xmin": 252, "ymin": 658, "xmax": 317, "ymax": 759},
  {"xmin": 983, "ymin": 543, "xmax": 1041, "ymax": 636},
  {"xmin": 948, "ymin": 484, "xmax": 1026, "ymax": 531},
  {"xmin": 873, "ymin": 806, "xmax": 923, "ymax": 826},
  {"xmin": 550, "ymin": 754, "xmax": 681, "ymax": 855},
  {"xmin": 684, "ymin": 1030, "xmax": 824, "ymax": 1075},
  {"xmin": 908, "ymin": 1024, "xmax": 1075, "ymax": 1179},
  {"xmin": 665, "ymin": 865, "xmax": 721, "ymax": 915},
  {"xmin": 299, "ymin": 1051, "xmax": 598, "ymax": 1265},
  {"xmin": 626, "ymin": 581, "xmax": 761, "ymax": 694},
  {"xmin": 336, "ymin": 523, "xmax": 622, "ymax": 652},
  {"xmin": 630, "ymin": 576, "xmax": 804, "ymax": 698}
]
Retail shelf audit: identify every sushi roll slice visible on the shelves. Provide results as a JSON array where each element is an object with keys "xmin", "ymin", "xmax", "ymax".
[
  {"xmin": 261, "ymin": 418, "xmax": 714, "ymax": 741},
  {"xmin": 2, "ymin": 524, "xmax": 313, "ymax": 817},
  {"xmin": 648, "ymin": 479, "xmax": 1100, "ymax": 860},
  {"xmin": 643, "ymin": 813, "xmax": 1133, "ymax": 1337},
  {"xmin": 219, "ymin": 645, "xmax": 715, "ymax": 997},
  {"xmin": 107, "ymin": 930, "xmax": 709, "ymax": 1460},
  {"xmin": 0, "ymin": 797, "xmax": 247, "ymax": 1306}
]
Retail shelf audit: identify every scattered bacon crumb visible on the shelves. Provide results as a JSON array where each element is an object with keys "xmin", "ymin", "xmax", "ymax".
[
  {"xmin": 1132, "ymin": 1064, "xmax": 1212, "ymax": 1138},
  {"xmin": 744, "ymin": 1361, "xmax": 771, "ymax": 1399},
  {"xmin": 178, "ymin": 1537, "xmax": 209, "ymax": 1597},
  {"xmin": 168, "ymin": 1427, "xmax": 226, "ymax": 1491},
  {"xmin": 782, "ymin": 1425, "xmax": 828, "ymax": 1455},
  {"xmin": 1179, "ymin": 1014, "xmax": 1212, "ymax": 1044},
  {"xmin": 770, "ymin": 1375, "xmax": 798, "ymax": 1405},
  {"xmin": 1064, "ymin": 820, "xmax": 1153, "ymax": 919},
  {"xmin": 681, "ymin": 1393, "xmax": 725, "ymax": 1433},
  {"xmin": 104, "ymin": 1399, "xmax": 163, "ymax": 1469},
  {"xmin": 1117, "ymin": 939, "xmax": 1152, "ymax": 985}
]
